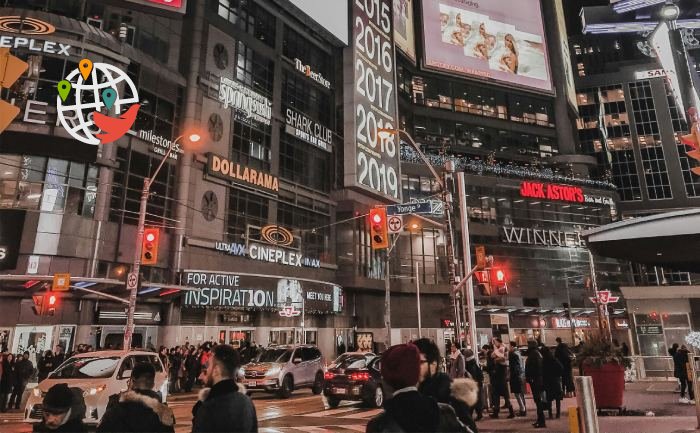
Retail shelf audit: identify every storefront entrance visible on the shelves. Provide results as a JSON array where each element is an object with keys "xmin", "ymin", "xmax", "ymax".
[{"xmin": 217, "ymin": 328, "xmax": 254, "ymax": 348}]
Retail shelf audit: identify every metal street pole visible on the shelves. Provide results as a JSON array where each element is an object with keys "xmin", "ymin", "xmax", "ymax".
[
  {"xmin": 588, "ymin": 250, "xmax": 611, "ymax": 343},
  {"xmin": 457, "ymin": 172, "xmax": 477, "ymax": 350},
  {"xmin": 123, "ymin": 133, "xmax": 198, "ymax": 350},
  {"xmin": 384, "ymin": 234, "xmax": 401, "ymax": 350},
  {"xmin": 416, "ymin": 261, "xmax": 422, "ymax": 339}
]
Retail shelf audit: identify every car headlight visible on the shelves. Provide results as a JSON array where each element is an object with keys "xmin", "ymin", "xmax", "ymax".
[
  {"xmin": 33, "ymin": 388, "xmax": 42, "ymax": 398},
  {"xmin": 83, "ymin": 384, "xmax": 107, "ymax": 397},
  {"xmin": 265, "ymin": 366, "xmax": 281, "ymax": 377}
]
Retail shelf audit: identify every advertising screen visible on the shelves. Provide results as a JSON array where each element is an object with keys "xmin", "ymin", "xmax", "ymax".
[
  {"xmin": 343, "ymin": 0, "xmax": 402, "ymax": 202},
  {"xmin": 422, "ymin": 0, "xmax": 553, "ymax": 92},
  {"xmin": 394, "ymin": 0, "xmax": 416, "ymax": 60}
]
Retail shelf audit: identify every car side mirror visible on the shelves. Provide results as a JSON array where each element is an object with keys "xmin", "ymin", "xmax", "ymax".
[
  {"xmin": 121, "ymin": 369, "xmax": 132, "ymax": 379},
  {"xmin": 293, "ymin": 357, "xmax": 302, "ymax": 364}
]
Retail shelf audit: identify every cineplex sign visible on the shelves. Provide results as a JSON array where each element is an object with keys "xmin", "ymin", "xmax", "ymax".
[{"xmin": 182, "ymin": 271, "xmax": 342, "ymax": 313}]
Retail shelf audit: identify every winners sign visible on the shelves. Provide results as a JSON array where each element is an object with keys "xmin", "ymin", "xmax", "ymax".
[{"xmin": 343, "ymin": 0, "xmax": 401, "ymax": 202}]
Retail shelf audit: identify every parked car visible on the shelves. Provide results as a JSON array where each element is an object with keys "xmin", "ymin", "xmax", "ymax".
[
  {"xmin": 239, "ymin": 344, "xmax": 325, "ymax": 398},
  {"xmin": 24, "ymin": 350, "xmax": 167, "ymax": 426},
  {"xmin": 323, "ymin": 352, "xmax": 383, "ymax": 408}
]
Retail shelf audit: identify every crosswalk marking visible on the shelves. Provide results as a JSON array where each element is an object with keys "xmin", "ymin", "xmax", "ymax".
[
  {"xmin": 301, "ymin": 407, "xmax": 362, "ymax": 417},
  {"xmin": 259, "ymin": 426, "xmax": 367, "ymax": 433},
  {"xmin": 339, "ymin": 409, "xmax": 382, "ymax": 419}
]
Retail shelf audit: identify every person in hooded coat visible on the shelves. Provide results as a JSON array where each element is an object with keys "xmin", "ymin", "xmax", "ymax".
[
  {"xmin": 97, "ymin": 362, "xmax": 175, "ymax": 433},
  {"xmin": 33, "ymin": 383, "xmax": 86, "ymax": 433},
  {"xmin": 449, "ymin": 378, "xmax": 480, "ymax": 433},
  {"xmin": 366, "ymin": 343, "xmax": 471, "ymax": 433}
]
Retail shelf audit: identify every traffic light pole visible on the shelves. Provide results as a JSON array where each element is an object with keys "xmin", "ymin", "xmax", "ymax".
[
  {"xmin": 456, "ymin": 172, "xmax": 478, "ymax": 350},
  {"xmin": 384, "ymin": 234, "xmax": 401, "ymax": 350},
  {"xmin": 124, "ymin": 135, "xmax": 184, "ymax": 350}
]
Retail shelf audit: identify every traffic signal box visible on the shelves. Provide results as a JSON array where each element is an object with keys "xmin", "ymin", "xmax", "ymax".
[
  {"xmin": 32, "ymin": 292, "xmax": 59, "ymax": 316},
  {"xmin": 0, "ymin": 48, "xmax": 29, "ymax": 134},
  {"xmin": 491, "ymin": 267, "xmax": 509, "ymax": 295},
  {"xmin": 369, "ymin": 208, "xmax": 389, "ymax": 250},
  {"xmin": 141, "ymin": 228, "xmax": 160, "ymax": 265}
]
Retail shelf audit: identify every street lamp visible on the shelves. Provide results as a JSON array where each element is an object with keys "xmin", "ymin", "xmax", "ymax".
[
  {"xmin": 377, "ymin": 128, "xmax": 462, "ymax": 347},
  {"xmin": 123, "ymin": 131, "xmax": 201, "ymax": 350},
  {"xmin": 660, "ymin": 2, "xmax": 680, "ymax": 21}
]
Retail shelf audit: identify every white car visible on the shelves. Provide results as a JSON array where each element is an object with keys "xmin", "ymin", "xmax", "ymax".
[{"xmin": 24, "ymin": 350, "xmax": 168, "ymax": 425}]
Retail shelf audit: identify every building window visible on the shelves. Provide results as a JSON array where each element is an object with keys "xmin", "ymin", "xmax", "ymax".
[
  {"xmin": 110, "ymin": 148, "xmax": 176, "ymax": 226},
  {"xmin": 231, "ymin": 120, "xmax": 271, "ymax": 172},
  {"xmin": 277, "ymin": 202, "xmax": 330, "ymax": 262},
  {"xmin": 226, "ymin": 188, "xmax": 269, "ymax": 243},
  {"xmin": 279, "ymin": 133, "xmax": 331, "ymax": 193},
  {"xmin": 282, "ymin": 72, "xmax": 332, "ymax": 126},
  {"xmin": 629, "ymin": 81, "xmax": 672, "ymax": 200},
  {"xmin": 282, "ymin": 26, "xmax": 332, "ymax": 87},
  {"xmin": 217, "ymin": 0, "xmax": 276, "ymax": 47},
  {"xmin": 235, "ymin": 42, "xmax": 274, "ymax": 97}
]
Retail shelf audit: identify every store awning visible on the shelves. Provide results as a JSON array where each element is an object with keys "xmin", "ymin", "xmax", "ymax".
[{"xmin": 583, "ymin": 209, "xmax": 700, "ymax": 271}]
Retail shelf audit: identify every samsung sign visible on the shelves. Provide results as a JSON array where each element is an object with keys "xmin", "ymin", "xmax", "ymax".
[
  {"xmin": 635, "ymin": 69, "xmax": 667, "ymax": 80},
  {"xmin": 285, "ymin": 108, "xmax": 332, "ymax": 152}
]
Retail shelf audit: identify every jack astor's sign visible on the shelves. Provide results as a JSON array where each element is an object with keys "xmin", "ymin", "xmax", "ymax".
[
  {"xmin": 285, "ymin": 108, "xmax": 332, "ymax": 152},
  {"xmin": 501, "ymin": 226, "xmax": 585, "ymax": 248},
  {"xmin": 206, "ymin": 153, "xmax": 279, "ymax": 194},
  {"xmin": 520, "ymin": 181, "xmax": 584, "ymax": 203}
]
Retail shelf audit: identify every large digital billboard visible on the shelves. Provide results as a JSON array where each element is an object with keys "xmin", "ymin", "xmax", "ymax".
[
  {"xmin": 394, "ymin": 0, "xmax": 416, "ymax": 61},
  {"xmin": 422, "ymin": 0, "xmax": 553, "ymax": 92},
  {"xmin": 343, "ymin": 0, "xmax": 402, "ymax": 202}
]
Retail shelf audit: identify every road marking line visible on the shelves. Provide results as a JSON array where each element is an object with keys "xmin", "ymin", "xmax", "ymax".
[
  {"xmin": 301, "ymin": 407, "xmax": 362, "ymax": 417},
  {"xmin": 339, "ymin": 408, "xmax": 382, "ymax": 419},
  {"xmin": 341, "ymin": 424, "xmax": 368, "ymax": 432}
]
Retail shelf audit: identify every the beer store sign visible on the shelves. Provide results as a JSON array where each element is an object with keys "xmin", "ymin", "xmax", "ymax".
[
  {"xmin": 218, "ymin": 77, "xmax": 272, "ymax": 125},
  {"xmin": 501, "ymin": 226, "xmax": 585, "ymax": 248},
  {"xmin": 206, "ymin": 153, "xmax": 279, "ymax": 194},
  {"xmin": 294, "ymin": 58, "xmax": 331, "ymax": 89},
  {"xmin": 182, "ymin": 271, "xmax": 342, "ymax": 313},
  {"xmin": 285, "ymin": 108, "xmax": 332, "ymax": 152}
]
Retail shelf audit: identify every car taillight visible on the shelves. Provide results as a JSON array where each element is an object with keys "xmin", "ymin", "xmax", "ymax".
[
  {"xmin": 324, "ymin": 372, "xmax": 335, "ymax": 380},
  {"xmin": 349, "ymin": 372, "xmax": 370, "ymax": 381}
]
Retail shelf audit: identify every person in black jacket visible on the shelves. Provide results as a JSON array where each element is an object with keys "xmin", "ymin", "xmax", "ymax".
[
  {"xmin": 97, "ymin": 362, "xmax": 175, "ymax": 433},
  {"xmin": 38, "ymin": 351, "xmax": 55, "ymax": 383},
  {"xmin": 541, "ymin": 346, "xmax": 564, "ymax": 419},
  {"xmin": 489, "ymin": 338, "xmax": 514, "ymax": 419},
  {"xmin": 674, "ymin": 345, "xmax": 695, "ymax": 404},
  {"xmin": 10, "ymin": 351, "xmax": 34, "ymax": 410},
  {"xmin": 33, "ymin": 383, "xmax": 86, "ymax": 433},
  {"xmin": 554, "ymin": 337, "xmax": 575, "ymax": 396},
  {"xmin": 508, "ymin": 342, "xmax": 526, "ymax": 417},
  {"xmin": 191, "ymin": 344, "xmax": 257, "ymax": 433},
  {"xmin": 0, "ymin": 353, "xmax": 13, "ymax": 412},
  {"xmin": 525, "ymin": 340, "xmax": 546, "ymax": 429},
  {"xmin": 463, "ymin": 349, "xmax": 484, "ymax": 421},
  {"xmin": 414, "ymin": 338, "xmax": 451, "ymax": 404}
]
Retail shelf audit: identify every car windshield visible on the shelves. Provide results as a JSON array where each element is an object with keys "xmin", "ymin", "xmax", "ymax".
[
  {"xmin": 258, "ymin": 349, "xmax": 291, "ymax": 363},
  {"xmin": 50, "ymin": 357, "xmax": 120, "ymax": 379},
  {"xmin": 330, "ymin": 354, "xmax": 370, "ymax": 369}
]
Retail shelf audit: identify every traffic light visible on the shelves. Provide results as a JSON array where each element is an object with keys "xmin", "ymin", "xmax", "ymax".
[
  {"xmin": 681, "ymin": 107, "xmax": 700, "ymax": 175},
  {"xmin": 474, "ymin": 270, "xmax": 491, "ymax": 296},
  {"xmin": 141, "ymin": 228, "xmax": 160, "ymax": 265},
  {"xmin": 369, "ymin": 208, "xmax": 389, "ymax": 250},
  {"xmin": 44, "ymin": 292, "xmax": 58, "ymax": 316},
  {"xmin": 32, "ymin": 294, "xmax": 43, "ymax": 316},
  {"xmin": 490, "ymin": 267, "xmax": 508, "ymax": 295},
  {"xmin": 0, "ymin": 48, "xmax": 29, "ymax": 134}
]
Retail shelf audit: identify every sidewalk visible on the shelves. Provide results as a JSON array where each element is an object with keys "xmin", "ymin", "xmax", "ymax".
[{"xmin": 477, "ymin": 380, "xmax": 700, "ymax": 433}]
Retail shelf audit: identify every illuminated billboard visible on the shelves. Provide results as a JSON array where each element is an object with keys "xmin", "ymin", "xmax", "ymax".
[
  {"xmin": 394, "ymin": 0, "xmax": 416, "ymax": 60},
  {"xmin": 422, "ymin": 0, "xmax": 553, "ymax": 92}
]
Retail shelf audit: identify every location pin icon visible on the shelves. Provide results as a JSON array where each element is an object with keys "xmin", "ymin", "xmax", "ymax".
[
  {"xmin": 101, "ymin": 88, "xmax": 117, "ymax": 110},
  {"xmin": 79, "ymin": 59, "xmax": 93, "ymax": 81},
  {"xmin": 57, "ymin": 80, "xmax": 72, "ymax": 102}
]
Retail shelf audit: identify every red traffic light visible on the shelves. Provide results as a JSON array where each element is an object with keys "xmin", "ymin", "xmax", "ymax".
[
  {"xmin": 141, "ymin": 228, "xmax": 160, "ymax": 265},
  {"xmin": 495, "ymin": 269, "xmax": 505, "ymax": 282},
  {"xmin": 48, "ymin": 294, "xmax": 57, "ymax": 306},
  {"xmin": 490, "ymin": 266, "xmax": 508, "ymax": 295},
  {"xmin": 368, "ymin": 208, "xmax": 389, "ymax": 250},
  {"xmin": 145, "ymin": 232, "xmax": 156, "ymax": 242}
]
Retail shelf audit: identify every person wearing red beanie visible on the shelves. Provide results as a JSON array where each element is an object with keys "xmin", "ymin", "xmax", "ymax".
[{"xmin": 366, "ymin": 344, "xmax": 472, "ymax": 433}]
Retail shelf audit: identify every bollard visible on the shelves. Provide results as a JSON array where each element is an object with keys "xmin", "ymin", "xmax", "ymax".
[
  {"xmin": 575, "ymin": 376, "xmax": 599, "ymax": 433},
  {"xmin": 568, "ymin": 406, "xmax": 580, "ymax": 433}
]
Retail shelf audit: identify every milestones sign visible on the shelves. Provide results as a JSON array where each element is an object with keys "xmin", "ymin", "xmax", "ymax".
[{"xmin": 343, "ymin": 0, "xmax": 401, "ymax": 202}]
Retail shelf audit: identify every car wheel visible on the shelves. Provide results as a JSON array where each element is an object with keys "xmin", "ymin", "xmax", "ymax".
[
  {"xmin": 366, "ymin": 385, "xmax": 384, "ymax": 408},
  {"xmin": 327, "ymin": 396, "xmax": 341, "ymax": 408},
  {"xmin": 277, "ymin": 375, "xmax": 293, "ymax": 399},
  {"xmin": 312, "ymin": 372, "xmax": 324, "ymax": 395}
]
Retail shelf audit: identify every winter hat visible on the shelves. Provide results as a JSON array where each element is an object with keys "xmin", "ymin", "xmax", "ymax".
[
  {"xmin": 381, "ymin": 344, "xmax": 420, "ymax": 390},
  {"xmin": 43, "ymin": 383, "xmax": 73, "ymax": 414}
]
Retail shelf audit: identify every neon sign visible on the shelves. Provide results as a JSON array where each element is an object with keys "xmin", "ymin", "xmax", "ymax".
[{"xmin": 520, "ymin": 181, "xmax": 584, "ymax": 203}]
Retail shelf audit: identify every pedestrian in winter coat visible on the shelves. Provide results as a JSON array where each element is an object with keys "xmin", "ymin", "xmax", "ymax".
[
  {"xmin": 184, "ymin": 348, "xmax": 198, "ymax": 392},
  {"xmin": 508, "ymin": 342, "xmax": 526, "ymax": 417},
  {"xmin": 33, "ymin": 383, "xmax": 87, "ymax": 433},
  {"xmin": 674, "ymin": 345, "xmax": 695, "ymax": 403},
  {"xmin": 541, "ymin": 346, "xmax": 564, "ymax": 419},
  {"xmin": 525, "ymin": 340, "xmax": 546, "ymax": 429},
  {"xmin": 191, "ymin": 344, "xmax": 257, "ymax": 433},
  {"xmin": 448, "ymin": 344, "xmax": 466, "ymax": 380},
  {"xmin": 366, "ymin": 343, "xmax": 470, "ymax": 433},
  {"xmin": 463, "ymin": 349, "xmax": 484, "ymax": 421},
  {"xmin": 554, "ymin": 337, "xmax": 575, "ymax": 396},
  {"xmin": 38, "ymin": 351, "xmax": 55, "ymax": 382},
  {"xmin": 489, "ymin": 338, "xmax": 514, "ymax": 419},
  {"xmin": 52, "ymin": 346, "xmax": 65, "ymax": 368},
  {"xmin": 10, "ymin": 352, "xmax": 34, "ymax": 409},
  {"xmin": 415, "ymin": 338, "xmax": 452, "ymax": 404},
  {"xmin": 0, "ymin": 353, "xmax": 14, "ymax": 412},
  {"xmin": 450, "ymin": 378, "xmax": 480, "ymax": 433},
  {"xmin": 97, "ymin": 362, "xmax": 175, "ymax": 433}
]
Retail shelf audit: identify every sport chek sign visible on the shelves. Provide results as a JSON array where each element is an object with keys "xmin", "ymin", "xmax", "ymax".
[{"xmin": 520, "ymin": 181, "xmax": 584, "ymax": 203}]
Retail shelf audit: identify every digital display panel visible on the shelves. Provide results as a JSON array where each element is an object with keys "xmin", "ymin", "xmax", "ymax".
[
  {"xmin": 422, "ymin": 0, "xmax": 553, "ymax": 92},
  {"xmin": 394, "ymin": 0, "xmax": 416, "ymax": 60}
]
